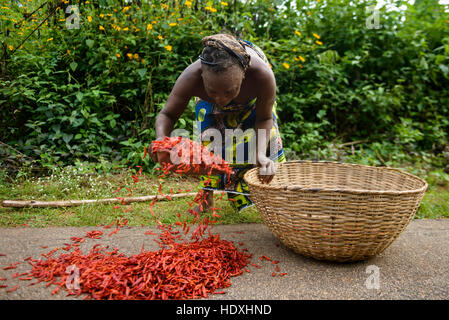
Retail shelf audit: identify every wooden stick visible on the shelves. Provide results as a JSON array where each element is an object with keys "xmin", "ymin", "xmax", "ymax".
[
  {"xmin": 338, "ymin": 140, "xmax": 368, "ymax": 147},
  {"xmin": 1, "ymin": 192, "xmax": 199, "ymax": 208}
]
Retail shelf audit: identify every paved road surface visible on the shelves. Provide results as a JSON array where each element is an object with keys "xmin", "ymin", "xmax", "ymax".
[{"xmin": 0, "ymin": 219, "xmax": 448, "ymax": 300}]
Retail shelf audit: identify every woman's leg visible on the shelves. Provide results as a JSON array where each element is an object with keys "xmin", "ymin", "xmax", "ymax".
[{"xmin": 191, "ymin": 188, "xmax": 214, "ymax": 214}]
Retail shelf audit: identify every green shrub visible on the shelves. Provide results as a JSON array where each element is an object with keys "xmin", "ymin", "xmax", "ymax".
[{"xmin": 1, "ymin": 0, "xmax": 448, "ymax": 173}]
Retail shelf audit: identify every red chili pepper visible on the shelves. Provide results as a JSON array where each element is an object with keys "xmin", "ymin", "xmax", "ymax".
[
  {"xmin": 108, "ymin": 229, "xmax": 119, "ymax": 237},
  {"xmin": 86, "ymin": 230, "xmax": 103, "ymax": 239},
  {"xmin": 158, "ymin": 184, "xmax": 163, "ymax": 196},
  {"xmin": 19, "ymin": 277, "xmax": 33, "ymax": 281},
  {"xmin": 6, "ymin": 285, "xmax": 18, "ymax": 293},
  {"xmin": 261, "ymin": 255, "xmax": 272, "ymax": 261}
]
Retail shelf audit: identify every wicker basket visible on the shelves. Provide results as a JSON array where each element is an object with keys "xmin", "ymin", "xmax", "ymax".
[{"xmin": 243, "ymin": 161, "xmax": 428, "ymax": 262}]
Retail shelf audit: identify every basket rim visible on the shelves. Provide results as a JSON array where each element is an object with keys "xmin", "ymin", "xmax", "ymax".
[{"xmin": 243, "ymin": 160, "xmax": 428, "ymax": 195}]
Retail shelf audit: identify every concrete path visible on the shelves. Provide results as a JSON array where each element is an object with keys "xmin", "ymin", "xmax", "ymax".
[{"xmin": 1, "ymin": 219, "xmax": 448, "ymax": 300}]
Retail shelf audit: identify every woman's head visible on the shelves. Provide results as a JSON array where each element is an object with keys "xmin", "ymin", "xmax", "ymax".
[{"xmin": 199, "ymin": 34, "xmax": 251, "ymax": 107}]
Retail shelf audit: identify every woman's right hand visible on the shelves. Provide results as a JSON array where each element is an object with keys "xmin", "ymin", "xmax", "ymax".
[{"xmin": 149, "ymin": 140, "xmax": 172, "ymax": 165}]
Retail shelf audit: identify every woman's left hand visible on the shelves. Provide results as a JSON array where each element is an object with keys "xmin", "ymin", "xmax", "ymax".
[{"xmin": 257, "ymin": 155, "xmax": 276, "ymax": 184}]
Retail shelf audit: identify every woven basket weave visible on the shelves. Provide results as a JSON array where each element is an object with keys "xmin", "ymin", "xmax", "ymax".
[{"xmin": 244, "ymin": 161, "xmax": 428, "ymax": 262}]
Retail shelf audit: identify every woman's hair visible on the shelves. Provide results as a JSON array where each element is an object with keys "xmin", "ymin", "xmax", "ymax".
[{"xmin": 199, "ymin": 34, "xmax": 251, "ymax": 73}]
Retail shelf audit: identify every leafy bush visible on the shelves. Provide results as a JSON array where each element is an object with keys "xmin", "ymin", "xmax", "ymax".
[{"xmin": 1, "ymin": 0, "xmax": 448, "ymax": 175}]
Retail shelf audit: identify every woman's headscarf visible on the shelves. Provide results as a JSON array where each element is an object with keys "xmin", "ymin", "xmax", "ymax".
[{"xmin": 199, "ymin": 34, "xmax": 251, "ymax": 72}]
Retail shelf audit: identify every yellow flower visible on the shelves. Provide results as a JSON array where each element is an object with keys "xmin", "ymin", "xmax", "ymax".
[
  {"xmin": 315, "ymin": 40, "xmax": 323, "ymax": 45},
  {"xmin": 221, "ymin": 1, "xmax": 228, "ymax": 6},
  {"xmin": 87, "ymin": 16, "xmax": 92, "ymax": 22},
  {"xmin": 185, "ymin": 0, "xmax": 192, "ymax": 8},
  {"xmin": 85, "ymin": 0, "xmax": 89, "ymax": 3},
  {"xmin": 146, "ymin": 23, "xmax": 152, "ymax": 31},
  {"xmin": 158, "ymin": 35, "xmax": 163, "ymax": 40},
  {"xmin": 133, "ymin": 53, "xmax": 139, "ymax": 59},
  {"xmin": 47, "ymin": 37, "xmax": 53, "ymax": 42},
  {"xmin": 295, "ymin": 30, "xmax": 301, "ymax": 36},
  {"xmin": 122, "ymin": 6, "xmax": 130, "ymax": 12},
  {"xmin": 169, "ymin": 22, "xmax": 177, "ymax": 27},
  {"xmin": 99, "ymin": 25, "xmax": 105, "ymax": 31},
  {"xmin": 307, "ymin": 11, "xmax": 311, "ymax": 16},
  {"xmin": 99, "ymin": 14, "xmax": 104, "ymax": 18},
  {"xmin": 164, "ymin": 45, "xmax": 172, "ymax": 51},
  {"xmin": 299, "ymin": 56, "xmax": 306, "ymax": 62},
  {"xmin": 282, "ymin": 62, "xmax": 290, "ymax": 69},
  {"xmin": 116, "ymin": 53, "xmax": 121, "ymax": 58},
  {"xmin": 205, "ymin": 6, "xmax": 216, "ymax": 12},
  {"xmin": 8, "ymin": 45, "xmax": 13, "ymax": 51},
  {"xmin": 161, "ymin": 3, "xmax": 168, "ymax": 9},
  {"xmin": 313, "ymin": 33, "xmax": 320, "ymax": 39},
  {"xmin": 141, "ymin": 59, "xmax": 145, "ymax": 64},
  {"xmin": 67, "ymin": 49, "xmax": 71, "ymax": 55},
  {"xmin": 123, "ymin": 27, "xmax": 129, "ymax": 31},
  {"xmin": 127, "ymin": 53, "xmax": 133, "ymax": 59},
  {"xmin": 2, "ymin": 6, "xmax": 9, "ymax": 9}
]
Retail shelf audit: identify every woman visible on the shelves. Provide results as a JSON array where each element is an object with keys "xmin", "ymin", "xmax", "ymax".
[{"xmin": 151, "ymin": 33, "xmax": 285, "ymax": 212}]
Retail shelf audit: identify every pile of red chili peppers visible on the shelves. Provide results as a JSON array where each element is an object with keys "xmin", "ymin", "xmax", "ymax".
[
  {"xmin": 25, "ymin": 234, "xmax": 250, "ymax": 300},
  {"xmin": 1, "ymin": 137, "xmax": 258, "ymax": 300},
  {"xmin": 150, "ymin": 136, "xmax": 233, "ymax": 177}
]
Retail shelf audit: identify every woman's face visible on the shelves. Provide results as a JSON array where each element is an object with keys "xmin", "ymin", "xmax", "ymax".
[{"xmin": 201, "ymin": 65, "xmax": 244, "ymax": 108}]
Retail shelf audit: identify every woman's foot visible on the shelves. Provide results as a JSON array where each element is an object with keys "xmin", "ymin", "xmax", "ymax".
[{"xmin": 190, "ymin": 189, "xmax": 214, "ymax": 214}]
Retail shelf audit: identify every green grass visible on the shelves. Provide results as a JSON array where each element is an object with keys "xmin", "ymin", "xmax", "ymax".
[
  {"xmin": 416, "ymin": 184, "xmax": 449, "ymax": 219},
  {"xmin": 0, "ymin": 165, "xmax": 263, "ymax": 228},
  {"xmin": 0, "ymin": 163, "xmax": 447, "ymax": 228}
]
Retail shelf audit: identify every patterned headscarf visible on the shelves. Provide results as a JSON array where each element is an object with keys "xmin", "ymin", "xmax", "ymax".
[{"xmin": 199, "ymin": 34, "xmax": 251, "ymax": 72}]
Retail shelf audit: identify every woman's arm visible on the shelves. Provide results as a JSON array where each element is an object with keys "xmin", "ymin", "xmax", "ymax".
[
  {"xmin": 155, "ymin": 65, "xmax": 199, "ymax": 139},
  {"xmin": 152, "ymin": 63, "xmax": 200, "ymax": 163},
  {"xmin": 255, "ymin": 68, "xmax": 277, "ymax": 183}
]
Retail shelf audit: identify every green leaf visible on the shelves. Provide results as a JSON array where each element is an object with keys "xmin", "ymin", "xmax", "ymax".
[
  {"xmin": 62, "ymin": 133, "xmax": 73, "ymax": 144},
  {"xmin": 86, "ymin": 39, "xmax": 94, "ymax": 48},
  {"xmin": 70, "ymin": 62, "xmax": 78, "ymax": 72},
  {"xmin": 439, "ymin": 64, "xmax": 448, "ymax": 75},
  {"xmin": 137, "ymin": 68, "xmax": 147, "ymax": 79},
  {"xmin": 76, "ymin": 92, "xmax": 83, "ymax": 101}
]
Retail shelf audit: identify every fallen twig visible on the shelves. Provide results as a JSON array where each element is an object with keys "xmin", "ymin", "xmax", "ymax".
[{"xmin": 1, "ymin": 192, "xmax": 199, "ymax": 208}]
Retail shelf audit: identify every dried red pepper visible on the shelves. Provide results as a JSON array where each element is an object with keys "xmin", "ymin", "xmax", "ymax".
[
  {"xmin": 24, "ymin": 233, "xmax": 250, "ymax": 300},
  {"xmin": 150, "ymin": 137, "xmax": 233, "ymax": 178}
]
